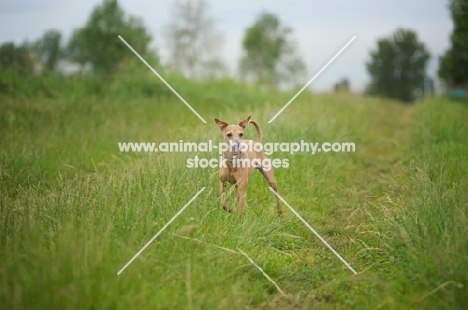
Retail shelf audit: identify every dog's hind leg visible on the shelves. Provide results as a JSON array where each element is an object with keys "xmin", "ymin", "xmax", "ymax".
[
  {"xmin": 219, "ymin": 180, "xmax": 232, "ymax": 212},
  {"xmin": 259, "ymin": 169, "xmax": 282, "ymax": 216}
]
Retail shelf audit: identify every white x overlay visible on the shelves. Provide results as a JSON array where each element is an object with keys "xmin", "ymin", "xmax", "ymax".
[
  {"xmin": 269, "ymin": 187, "xmax": 357, "ymax": 274},
  {"xmin": 117, "ymin": 34, "xmax": 358, "ymax": 278},
  {"xmin": 117, "ymin": 187, "xmax": 206, "ymax": 275},
  {"xmin": 268, "ymin": 36, "xmax": 356, "ymax": 123},
  {"xmin": 118, "ymin": 35, "xmax": 207, "ymax": 123}
]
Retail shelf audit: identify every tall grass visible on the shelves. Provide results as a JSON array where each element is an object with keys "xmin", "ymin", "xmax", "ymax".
[{"xmin": 1, "ymin": 73, "xmax": 467, "ymax": 309}]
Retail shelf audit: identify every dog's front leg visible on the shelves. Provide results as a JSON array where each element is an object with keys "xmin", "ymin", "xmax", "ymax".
[
  {"xmin": 236, "ymin": 181, "xmax": 248, "ymax": 216},
  {"xmin": 219, "ymin": 180, "xmax": 232, "ymax": 212}
]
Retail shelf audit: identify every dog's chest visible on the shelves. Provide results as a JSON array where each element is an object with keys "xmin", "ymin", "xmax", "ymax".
[
  {"xmin": 220, "ymin": 172, "xmax": 237, "ymax": 185},
  {"xmin": 220, "ymin": 167, "xmax": 240, "ymax": 184}
]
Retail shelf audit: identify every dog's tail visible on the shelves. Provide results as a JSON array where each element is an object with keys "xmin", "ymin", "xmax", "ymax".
[{"xmin": 248, "ymin": 120, "xmax": 263, "ymax": 143}]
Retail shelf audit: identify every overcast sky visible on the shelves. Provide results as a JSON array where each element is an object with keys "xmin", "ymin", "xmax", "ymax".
[{"xmin": 0, "ymin": 0, "xmax": 453, "ymax": 92}]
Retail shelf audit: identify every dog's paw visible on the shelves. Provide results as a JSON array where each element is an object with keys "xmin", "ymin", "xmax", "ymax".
[{"xmin": 222, "ymin": 205, "xmax": 232, "ymax": 213}]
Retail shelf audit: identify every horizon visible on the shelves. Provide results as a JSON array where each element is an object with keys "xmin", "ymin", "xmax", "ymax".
[{"xmin": 0, "ymin": 0, "xmax": 453, "ymax": 92}]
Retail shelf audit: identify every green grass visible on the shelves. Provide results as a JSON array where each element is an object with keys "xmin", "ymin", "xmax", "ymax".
[{"xmin": 1, "ymin": 80, "xmax": 467, "ymax": 309}]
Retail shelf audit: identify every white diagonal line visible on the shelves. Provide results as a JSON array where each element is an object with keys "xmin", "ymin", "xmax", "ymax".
[
  {"xmin": 173, "ymin": 234, "xmax": 241, "ymax": 255},
  {"xmin": 117, "ymin": 187, "xmax": 206, "ymax": 275},
  {"xmin": 268, "ymin": 36, "xmax": 356, "ymax": 123},
  {"xmin": 118, "ymin": 35, "xmax": 207, "ymax": 124},
  {"xmin": 268, "ymin": 187, "xmax": 357, "ymax": 274}
]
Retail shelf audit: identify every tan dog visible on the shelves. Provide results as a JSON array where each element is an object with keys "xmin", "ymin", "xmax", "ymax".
[{"xmin": 214, "ymin": 116, "xmax": 282, "ymax": 216}]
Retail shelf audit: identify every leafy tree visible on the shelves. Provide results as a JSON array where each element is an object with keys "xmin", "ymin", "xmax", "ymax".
[
  {"xmin": 164, "ymin": 0, "xmax": 225, "ymax": 79},
  {"xmin": 239, "ymin": 12, "xmax": 306, "ymax": 88},
  {"xmin": 67, "ymin": 0, "xmax": 152, "ymax": 74},
  {"xmin": 0, "ymin": 42, "xmax": 35, "ymax": 95},
  {"xmin": 32, "ymin": 29, "xmax": 63, "ymax": 72},
  {"xmin": 438, "ymin": 0, "xmax": 468, "ymax": 87},
  {"xmin": 0, "ymin": 42, "xmax": 34, "ymax": 75},
  {"xmin": 366, "ymin": 29, "xmax": 430, "ymax": 102}
]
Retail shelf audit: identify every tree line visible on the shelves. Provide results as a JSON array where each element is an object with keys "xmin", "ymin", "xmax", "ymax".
[{"xmin": 0, "ymin": 0, "xmax": 467, "ymax": 102}]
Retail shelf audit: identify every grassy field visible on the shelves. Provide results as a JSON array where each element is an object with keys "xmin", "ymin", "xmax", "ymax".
[{"xmin": 1, "ymin": 80, "xmax": 467, "ymax": 309}]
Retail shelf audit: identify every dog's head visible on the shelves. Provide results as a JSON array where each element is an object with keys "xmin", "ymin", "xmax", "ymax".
[{"xmin": 214, "ymin": 116, "xmax": 250, "ymax": 156}]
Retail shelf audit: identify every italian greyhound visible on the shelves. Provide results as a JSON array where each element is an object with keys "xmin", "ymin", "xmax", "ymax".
[{"xmin": 214, "ymin": 116, "xmax": 282, "ymax": 216}]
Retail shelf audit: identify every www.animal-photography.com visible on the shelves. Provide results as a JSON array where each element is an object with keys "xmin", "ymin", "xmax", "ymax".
[{"xmin": 1, "ymin": 0, "xmax": 467, "ymax": 309}]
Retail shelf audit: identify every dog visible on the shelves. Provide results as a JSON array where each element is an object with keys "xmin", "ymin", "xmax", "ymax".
[{"xmin": 214, "ymin": 116, "xmax": 282, "ymax": 216}]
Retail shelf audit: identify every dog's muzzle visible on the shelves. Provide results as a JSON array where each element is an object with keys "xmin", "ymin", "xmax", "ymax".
[{"xmin": 231, "ymin": 141, "xmax": 240, "ymax": 156}]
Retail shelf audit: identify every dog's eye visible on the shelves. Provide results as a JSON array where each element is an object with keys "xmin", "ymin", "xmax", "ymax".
[
  {"xmin": 239, "ymin": 133, "xmax": 244, "ymax": 137},
  {"xmin": 227, "ymin": 133, "xmax": 232, "ymax": 137}
]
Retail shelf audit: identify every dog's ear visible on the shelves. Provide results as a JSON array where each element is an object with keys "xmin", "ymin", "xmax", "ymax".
[
  {"xmin": 215, "ymin": 119, "xmax": 229, "ymax": 131},
  {"xmin": 238, "ymin": 115, "xmax": 251, "ymax": 129}
]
